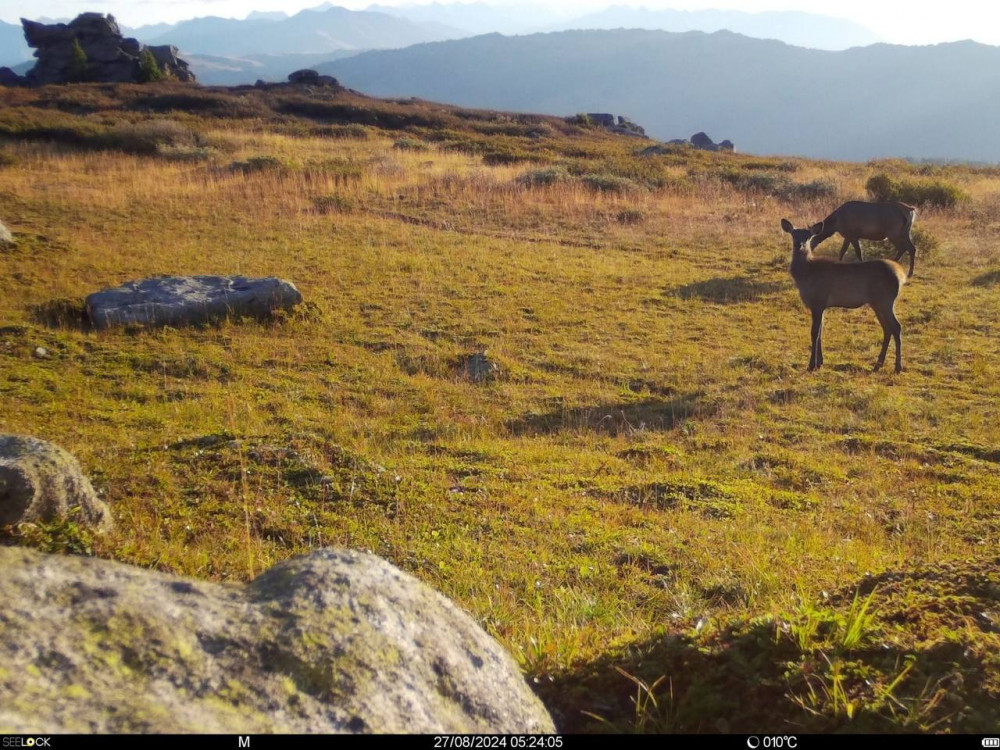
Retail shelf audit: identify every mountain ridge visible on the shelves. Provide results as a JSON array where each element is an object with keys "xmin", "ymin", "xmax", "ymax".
[{"xmin": 318, "ymin": 28, "xmax": 1000, "ymax": 161}]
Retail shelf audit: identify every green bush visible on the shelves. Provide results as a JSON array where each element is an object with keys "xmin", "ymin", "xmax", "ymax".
[
  {"xmin": 67, "ymin": 38, "xmax": 89, "ymax": 83},
  {"xmin": 866, "ymin": 172, "xmax": 968, "ymax": 208},
  {"xmin": 155, "ymin": 144, "xmax": 217, "ymax": 162},
  {"xmin": 781, "ymin": 179, "xmax": 837, "ymax": 202},
  {"xmin": 229, "ymin": 155, "xmax": 289, "ymax": 174},
  {"xmin": 716, "ymin": 170, "xmax": 792, "ymax": 195},
  {"xmin": 393, "ymin": 137, "xmax": 428, "ymax": 152},
  {"xmin": 315, "ymin": 124, "xmax": 371, "ymax": 140},
  {"xmin": 713, "ymin": 169, "xmax": 835, "ymax": 202},
  {"xmin": 516, "ymin": 166, "xmax": 571, "ymax": 187},
  {"xmin": 313, "ymin": 194, "xmax": 355, "ymax": 214},
  {"xmin": 482, "ymin": 150, "xmax": 535, "ymax": 166},
  {"xmin": 581, "ymin": 173, "xmax": 641, "ymax": 193},
  {"xmin": 138, "ymin": 48, "xmax": 164, "ymax": 83}
]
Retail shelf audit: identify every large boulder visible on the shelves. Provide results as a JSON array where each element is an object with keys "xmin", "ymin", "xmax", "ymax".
[
  {"xmin": 690, "ymin": 131, "xmax": 716, "ymax": 150},
  {"xmin": 586, "ymin": 112, "xmax": 616, "ymax": 128},
  {"xmin": 0, "ymin": 434, "xmax": 112, "ymax": 531},
  {"xmin": 85, "ymin": 275, "xmax": 303, "ymax": 330},
  {"xmin": 20, "ymin": 13, "xmax": 195, "ymax": 85},
  {"xmin": 0, "ymin": 546, "xmax": 555, "ymax": 734}
]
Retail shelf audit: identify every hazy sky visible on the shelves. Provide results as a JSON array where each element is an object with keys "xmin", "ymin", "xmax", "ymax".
[{"xmin": 0, "ymin": 0, "xmax": 996, "ymax": 46}]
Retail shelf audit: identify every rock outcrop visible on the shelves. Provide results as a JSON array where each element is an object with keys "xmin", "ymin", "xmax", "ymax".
[
  {"xmin": 19, "ymin": 13, "xmax": 195, "ymax": 86},
  {"xmin": 288, "ymin": 68, "xmax": 340, "ymax": 87},
  {"xmin": 644, "ymin": 133, "xmax": 736, "ymax": 154},
  {"xmin": 0, "ymin": 434, "xmax": 112, "ymax": 531},
  {"xmin": 0, "ymin": 546, "xmax": 555, "ymax": 734},
  {"xmin": 689, "ymin": 132, "xmax": 735, "ymax": 152},
  {"xmin": 574, "ymin": 113, "xmax": 647, "ymax": 138},
  {"xmin": 85, "ymin": 275, "xmax": 303, "ymax": 330},
  {"xmin": 0, "ymin": 67, "xmax": 22, "ymax": 87}
]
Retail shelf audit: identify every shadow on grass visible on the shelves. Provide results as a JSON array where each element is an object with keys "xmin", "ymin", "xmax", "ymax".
[
  {"xmin": 507, "ymin": 394, "xmax": 707, "ymax": 437},
  {"xmin": 535, "ymin": 555, "xmax": 1000, "ymax": 733},
  {"xmin": 670, "ymin": 276, "xmax": 785, "ymax": 304},
  {"xmin": 972, "ymin": 269, "xmax": 1000, "ymax": 287},
  {"xmin": 29, "ymin": 298, "xmax": 90, "ymax": 330}
]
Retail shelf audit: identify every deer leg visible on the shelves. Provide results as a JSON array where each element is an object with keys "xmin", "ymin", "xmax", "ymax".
[
  {"xmin": 817, "ymin": 311, "xmax": 824, "ymax": 367},
  {"xmin": 839, "ymin": 238, "xmax": 851, "ymax": 261},
  {"xmin": 872, "ymin": 305, "xmax": 890, "ymax": 371},
  {"xmin": 889, "ymin": 308, "xmax": 903, "ymax": 373},
  {"xmin": 852, "ymin": 239, "xmax": 863, "ymax": 262},
  {"xmin": 892, "ymin": 236, "xmax": 917, "ymax": 277},
  {"xmin": 809, "ymin": 308, "xmax": 824, "ymax": 371}
]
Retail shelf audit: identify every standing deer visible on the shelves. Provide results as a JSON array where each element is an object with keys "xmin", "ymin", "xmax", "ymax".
[
  {"xmin": 809, "ymin": 201, "xmax": 918, "ymax": 277},
  {"xmin": 781, "ymin": 219, "xmax": 906, "ymax": 373}
]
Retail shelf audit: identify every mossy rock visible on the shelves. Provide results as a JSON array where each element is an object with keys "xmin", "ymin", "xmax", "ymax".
[{"xmin": 0, "ymin": 547, "xmax": 554, "ymax": 733}]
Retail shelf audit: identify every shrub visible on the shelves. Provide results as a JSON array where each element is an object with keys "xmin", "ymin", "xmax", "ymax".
[
  {"xmin": 780, "ymin": 179, "xmax": 837, "ymax": 202},
  {"xmin": 315, "ymin": 124, "xmax": 371, "ymax": 140},
  {"xmin": 101, "ymin": 119, "xmax": 198, "ymax": 154},
  {"xmin": 866, "ymin": 172, "xmax": 968, "ymax": 208},
  {"xmin": 716, "ymin": 170, "xmax": 793, "ymax": 195},
  {"xmin": 911, "ymin": 226, "xmax": 940, "ymax": 260},
  {"xmin": 313, "ymin": 194, "xmax": 355, "ymax": 214},
  {"xmin": 393, "ymin": 137, "xmax": 428, "ymax": 152},
  {"xmin": 516, "ymin": 166, "xmax": 571, "ymax": 187},
  {"xmin": 307, "ymin": 157, "xmax": 364, "ymax": 181},
  {"xmin": 582, "ymin": 173, "xmax": 640, "ymax": 193},
  {"xmin": 67, "ymin": 39, "xmax": 89, "ymax": 83},
  {"xmin": 138, "ymin": 49, "xmax": 164, "ymax": 83},
  {"xmin": 155, "ymin": 144, "xmax": 217, "ymax": 162},
  {"xmin": 482, "ymin": 150, "xmax": 535, "ymax": 166},
  {"xmin": 229, "ymin": 155, "xmax": 289, "ymax": 174},
  {"xmin": 713, "ymin": 169, "xmax": 836, "ymax": 202},
  {"xmin": 614, "ymin": 208, "xmax": 647, "ymax": 225}
]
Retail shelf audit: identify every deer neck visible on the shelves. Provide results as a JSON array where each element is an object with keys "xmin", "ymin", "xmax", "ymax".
[{"xmin": 790, "ymin": 247, "xmax": 812, "ymax": 278}]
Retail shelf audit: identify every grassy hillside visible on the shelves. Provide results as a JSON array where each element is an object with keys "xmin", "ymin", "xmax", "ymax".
[{"xmin": 0, "ymin": 82, "xmax": 998, "ymax": 733}]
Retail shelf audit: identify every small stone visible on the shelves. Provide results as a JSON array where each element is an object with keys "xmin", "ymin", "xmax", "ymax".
[
  {"xmin": 33, "ymin": 346, "xmax": 49, "ymax": 359},
  {"xmin": 463, "ymin": 351, "xmax": 500, "ymax": 383}
]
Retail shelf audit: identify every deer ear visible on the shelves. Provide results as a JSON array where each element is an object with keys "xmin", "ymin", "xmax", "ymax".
[
  {"xmin": 809, "ymin": 221, "xmax": 824, "ymax": 235},
  {"xmin": 780, "ymin": 219, "xmax": 793, "ymax": 233}
]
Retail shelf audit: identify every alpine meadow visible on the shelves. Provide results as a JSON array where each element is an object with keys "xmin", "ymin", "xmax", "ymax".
[{"xmin": 1, "ymin": 79, "xmax": 999, "ymax": 733}]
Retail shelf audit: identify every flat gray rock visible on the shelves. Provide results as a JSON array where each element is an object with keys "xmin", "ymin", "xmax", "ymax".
[
  {"xmin": 0, "ymin": 547, "xmax": 555, "ymax": 734},
  {"xmin": 85, "ymin": 275, "xmax": 303, "ymax": 330},
  {"xmin": 0, "ymin": 434, "xmax": 112, "ymax": 531}
]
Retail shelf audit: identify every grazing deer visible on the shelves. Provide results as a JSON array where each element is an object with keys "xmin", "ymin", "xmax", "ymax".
[
  {"xmin": 809, "ymin": 201, "xmax": 918, "ymax": 277},
  {"xmin": 781, "ymin": 219, "xmax": 906, "ymax": 373}
]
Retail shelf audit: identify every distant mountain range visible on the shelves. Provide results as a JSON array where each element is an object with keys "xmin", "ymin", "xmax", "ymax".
[
  {"xmin": 0, "ymin": 3, "xmax": 882, "ymax": 81},
  {"xmin": 549, "ymin": 6, "xmax": 880, "ymax": 49},
  {"xmin": 139, "ymin": 6, "xmax": 463, "ymax": 58},
  {"xmin": 319, "ymin": 28, "xmax": 1000, "ymax": 162}
]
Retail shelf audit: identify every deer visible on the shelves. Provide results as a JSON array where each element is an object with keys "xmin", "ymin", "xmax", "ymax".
[
  {"xmin": 809, "ymin": 201, "xmax": 918, "ymax": 277},
  {"xmin": 781, "ymin": 218, "xmax": 906, "ymax": 373}
]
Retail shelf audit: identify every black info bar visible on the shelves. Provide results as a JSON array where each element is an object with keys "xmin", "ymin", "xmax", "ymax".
[{"xmin": 2, "ymin": 735, "xmax": 998, "ymax": 750}]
